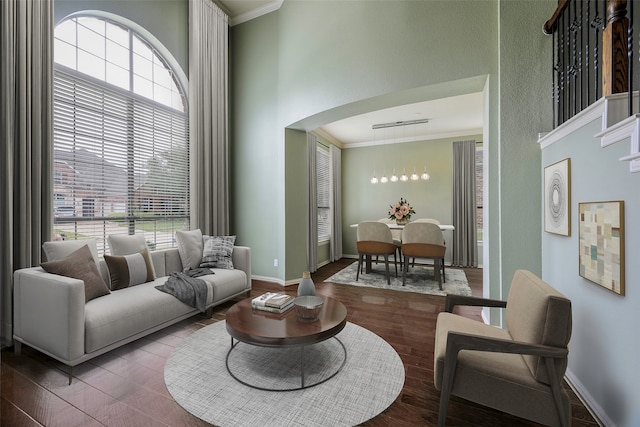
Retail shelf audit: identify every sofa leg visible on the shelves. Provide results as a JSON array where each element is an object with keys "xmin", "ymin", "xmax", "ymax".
[
  {"xmin": 205, "ymin": 307, "xmax": 214, "ymax": 318},
  {"xmin": 68, "ymin": 366, "xmax": 73, "ymax": 385},
  {"xmin": 14, "ymin": 341, "xmax": 21, "ymax": 355}
]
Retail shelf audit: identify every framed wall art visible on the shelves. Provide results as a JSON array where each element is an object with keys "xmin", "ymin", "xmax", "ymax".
[
  {"xmin": 578, "ymin": 201, "xmax": 625, "ymax": 295},
  {"xmin": 544, "ymin": 158, "xmax": 571, "ymax": 236}
]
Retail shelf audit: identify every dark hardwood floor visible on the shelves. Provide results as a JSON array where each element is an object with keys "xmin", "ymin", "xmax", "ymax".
[{"xmin": 1, "ymin": 259, "xmax": 598, "ymax": 426}]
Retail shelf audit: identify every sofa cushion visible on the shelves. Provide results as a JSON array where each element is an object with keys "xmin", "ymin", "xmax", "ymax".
[
  {"xmin": 175, "ymin": 229, "xmax": 203, "ymax": 270},
  {"xmin": 199, "ymin": 268, "xmax": 248, "ymax": 301},
  {"xmin": 42, "ymin": 239, "xmax": 100, "ymax": 266},
  {"xmin": 107, "ymin": 234, "xmax": 149, "ymax": 255},
  {"xmin": 200, "ymin": 235, "xmax": 236, "ymax": 269},
  {"xmin": 41, "ymin": 245, "xmax": 110, "ymax": 302},
  {"xmin": 104, "ymin": 248, "xmax": 156, "ymax": 290},
  {"xmin": 83, "ymin": 278, "xmax": 212, "ymax": 353}
]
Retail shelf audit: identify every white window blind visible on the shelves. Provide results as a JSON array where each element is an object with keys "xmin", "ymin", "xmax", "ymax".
[
  {"xmin": 53, "ymin": 16, "xmax": 189, "ymax": 255},
  {"xmin": 317, "ymin": 146, "xmax": 331, "ymax": 242}
]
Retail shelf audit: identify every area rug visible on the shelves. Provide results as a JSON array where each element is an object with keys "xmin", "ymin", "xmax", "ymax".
[
  {"xmin": 325, "ymin": 261, "xmax": 472, "ymax": 296},
  {"xmin": 164, "ymin": 321, "xmax": 405, "ymax": 427}
]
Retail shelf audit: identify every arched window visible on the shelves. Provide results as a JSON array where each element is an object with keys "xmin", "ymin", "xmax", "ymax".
[{"xmin": 53, "ymin": 15, "xmax": 189, "ymax": 254}]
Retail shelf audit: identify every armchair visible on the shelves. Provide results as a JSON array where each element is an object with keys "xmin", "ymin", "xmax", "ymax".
[{"xmin": 434, "ymin": 270, "xmax": 572, "ymax": 426}]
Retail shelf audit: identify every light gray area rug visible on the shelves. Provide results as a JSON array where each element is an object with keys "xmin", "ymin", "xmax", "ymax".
[
  {"xmin": 326, "ymin": 261, "xmax": 472, "ymax": 296},
  {"xmin": 165, "ymin": 321, "xmax": 405, "ymax": 427}
]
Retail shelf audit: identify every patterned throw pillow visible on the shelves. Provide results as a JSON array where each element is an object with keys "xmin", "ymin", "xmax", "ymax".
[
  {"xmin": 41, "ymin": 244, "xmax": 110, "ymax": 302},
  {"xmin": 200, "ymin": 235, "xmax": 236, "ymax": 269},
  {"xmin": 104, "ymin": 248, "xmax": 156, "ymax": 290}
]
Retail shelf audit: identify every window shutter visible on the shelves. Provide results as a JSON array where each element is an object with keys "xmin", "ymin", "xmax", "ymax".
[{"xmin": 317, "ymin": 147, "xmax": 331, "ymax": 241}]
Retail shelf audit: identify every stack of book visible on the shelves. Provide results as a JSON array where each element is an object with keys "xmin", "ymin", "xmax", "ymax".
[{"xmin": 251, "ymin": 292, "xmax": 295, "ymax": 313}]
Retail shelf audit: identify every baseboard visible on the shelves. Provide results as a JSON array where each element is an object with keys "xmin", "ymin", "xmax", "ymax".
[
  {"xmin": 251, "ymin": 274, "xmax": 285, "ymax": 286},
  {"xmin": 564, "ymin": 369, "xmax": 608, "ymax": 426}
]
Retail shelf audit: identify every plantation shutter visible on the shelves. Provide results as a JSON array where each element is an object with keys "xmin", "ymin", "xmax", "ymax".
[{"xmin": 317, "ymin": 146, "xmax": 331, "ymax": 241}]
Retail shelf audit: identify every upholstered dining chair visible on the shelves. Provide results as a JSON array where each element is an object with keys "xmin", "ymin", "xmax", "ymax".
[
  {"xmin": 356, "ymin": 221, "xmax": 398, "ymax": 285},
  {"xmin": 411, "ymin": 218, "xmax": 446, "ymax": 276},
  {"xmin": 401, "ymin": 222, "xmax": 446, "ymax": 289},
  {"xmin": 377, "ymin": 218, "xmax": 402, "ymax": 260},
  {"xmin": 434, "ymin": 270, "xmax": 572, "ymax": 427}
]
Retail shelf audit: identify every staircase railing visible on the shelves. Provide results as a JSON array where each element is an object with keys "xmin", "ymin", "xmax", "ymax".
[{"xmin": 544, "ymin": 0, "xmax": 634, "ymax": 128}]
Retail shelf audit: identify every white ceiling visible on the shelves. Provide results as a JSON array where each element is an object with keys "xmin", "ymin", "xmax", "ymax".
[
  {"xmin": 217, "ymin": 1, "xmax": 485, "ymax": 148},
  {"xmin": 318, "ymin": 92, "xmax": 484, "ymax": 148}
]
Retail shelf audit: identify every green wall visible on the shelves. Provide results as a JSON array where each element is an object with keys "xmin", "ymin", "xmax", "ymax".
[{"xmin": 231, "ymin": 0, "xmax": 502, "ymax": 283}]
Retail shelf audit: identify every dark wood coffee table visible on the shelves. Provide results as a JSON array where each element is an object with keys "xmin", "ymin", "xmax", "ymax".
[{"xmin": 225, "ymin": 296, "xmax": 347, "ymax": 390}]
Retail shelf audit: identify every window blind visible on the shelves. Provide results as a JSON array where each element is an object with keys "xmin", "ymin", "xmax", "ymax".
[
  {"xmin": 317, "ymin": 146, "xmax": 331, "ymax": 242},
  {"xmin": 53, "ymin": 68, "xmax": 189, "ymax": 254}
]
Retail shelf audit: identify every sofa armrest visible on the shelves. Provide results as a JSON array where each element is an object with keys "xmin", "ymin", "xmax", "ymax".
[
  {"xmin": 232, "ymin": 246, "xmax": 252, "ymax": 289},
  {"xmin": 444, "ymin": 294, "xmax": 507, "ymax": 313},
  {"xmin": 13, "ymin": 267, "xmax": 85, "ymax": 365}
]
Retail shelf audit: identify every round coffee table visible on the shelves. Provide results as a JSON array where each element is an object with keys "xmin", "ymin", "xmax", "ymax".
[{"xmin": 225, "ymin": 296, "xmax": 347, "ymax": 391}]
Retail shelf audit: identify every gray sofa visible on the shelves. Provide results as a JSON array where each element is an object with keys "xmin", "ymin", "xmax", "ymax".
[{"xmin": 13, "ymin": 245, "xmax": 251, "ymax": 383}]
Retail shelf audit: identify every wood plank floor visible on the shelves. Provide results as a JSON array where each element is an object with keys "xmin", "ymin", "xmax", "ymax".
[{"xmin": 1, "ymin": 259, "xmax": 598, "ymax": 426}]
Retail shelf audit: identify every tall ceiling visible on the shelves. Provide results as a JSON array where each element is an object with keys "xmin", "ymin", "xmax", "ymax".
[{"xmin": 217, "ymin": 0, "xmax": 484, "ymax": 148}]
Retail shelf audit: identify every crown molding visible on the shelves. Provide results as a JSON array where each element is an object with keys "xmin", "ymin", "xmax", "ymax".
[{"xmin": 229, "ymin": 0, "xmax": 283, "ymax": 26}]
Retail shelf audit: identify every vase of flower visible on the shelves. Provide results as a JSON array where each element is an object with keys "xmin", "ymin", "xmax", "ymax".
[{"xmin": 389, "ymin": 197, "xmax": 415, "ymax": 225}]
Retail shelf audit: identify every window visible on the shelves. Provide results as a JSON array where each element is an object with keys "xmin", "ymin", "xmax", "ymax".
[
  {"xmin": 317, "ymin": 146, "xmax": 331, "ymax": 242},
  {"xmin": 53, "ymin": 16, "xmax": 189, "ymax": 254}
]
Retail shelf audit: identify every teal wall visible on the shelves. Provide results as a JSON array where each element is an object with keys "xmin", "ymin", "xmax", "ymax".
[
  {"xmin": 231, "ymin": 0, "xmax": 502, "ymax": 284},
  {"xmin": 541, "ymin": 120, "xmax": 640, "ymax": 426},
  {"xmin": 341, "ymin": 135, "xmax": 483, "ymax": 264}
]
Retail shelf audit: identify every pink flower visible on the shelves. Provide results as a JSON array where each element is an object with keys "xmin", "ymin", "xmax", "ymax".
[
  {"xmin": 400, "ymin": 205, "xmax": 410, "ymax": 215},
  {"xmin": 395, "ymin": 211, "xmax": 403, "ymax": 219}
]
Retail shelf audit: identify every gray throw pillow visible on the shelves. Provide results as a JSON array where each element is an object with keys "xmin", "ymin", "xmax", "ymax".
[
  {"xmin": 104, "ymin": 248, "xmax": 157, "ymax": 290},
  {"xmin": 175, "ymin": 229, "xmax": 204, "ymax": 270},
  {"xmin": 41, "ymin": 244, "xmax": 110, "ymax": 302},
  {"xmin": 200, "ymin": 235, "xmax": 236, "ymax": 269}
]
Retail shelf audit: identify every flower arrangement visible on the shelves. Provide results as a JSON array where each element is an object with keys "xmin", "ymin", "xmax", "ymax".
[{"xmin": 388, "ymin": 197, "xmax": 415, "ymax": 221}]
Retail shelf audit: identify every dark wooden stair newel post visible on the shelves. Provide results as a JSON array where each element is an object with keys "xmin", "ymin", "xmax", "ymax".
[{"xmin": 603, "ymin": 0, "xmax": 629, "ymax": 95}]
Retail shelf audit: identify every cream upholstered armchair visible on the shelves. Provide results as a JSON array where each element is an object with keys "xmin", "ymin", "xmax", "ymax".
[
  {"xmin": 434, "ymin": 270, "xmax": 572, "ymax": 427},
  {"xmin": 356, "ymin": 221, "xmax": 398, "ymax": 285}
]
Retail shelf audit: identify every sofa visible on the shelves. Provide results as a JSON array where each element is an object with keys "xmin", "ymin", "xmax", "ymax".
[{"xmin": 13, "ymin": 231, "xmax": 251, "ymax": 384}]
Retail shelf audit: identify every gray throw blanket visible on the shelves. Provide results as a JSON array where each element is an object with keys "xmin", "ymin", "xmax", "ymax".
[{"xmin": 155, "ymin": 268, "xmax": 213, "ymax": 312}]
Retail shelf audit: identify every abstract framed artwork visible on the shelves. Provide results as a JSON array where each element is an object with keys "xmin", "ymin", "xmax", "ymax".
[
  {"xmin": 544, "ymin": 158, "xmax": 571, "ymax": 236},
  {"xmin": 578, "ymin": 201, "xmax": 625, "ymax": 295}
]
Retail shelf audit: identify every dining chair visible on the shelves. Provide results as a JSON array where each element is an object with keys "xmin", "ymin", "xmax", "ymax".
[
  {"xmin": 411, "ymin": 218, "xmax": 446, "ymax": 277},
  {"xmin": 401, "ymin": 222, "xmax": 446, "ymax": 289},
  {"xmin": 377, "ymin": 218, "xmax": 402, "ymax": 261},
  {"xmin": 356, "ymin": 221, "xmax": 398, "ymax": 285}
]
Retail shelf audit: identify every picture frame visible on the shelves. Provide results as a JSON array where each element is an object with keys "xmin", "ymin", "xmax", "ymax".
[
  {"xmin": 578, "ymin": 201, "xmax": 625, "ymax": 295},
  {"xmin": 544, "ymin": 158, "xmax": 571, "ymax": 236}
]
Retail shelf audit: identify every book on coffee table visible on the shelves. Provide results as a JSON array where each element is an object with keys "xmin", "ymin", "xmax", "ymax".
[{"xmin": 251, "ymin": 292, "xmax": 295, "ymax": 313}]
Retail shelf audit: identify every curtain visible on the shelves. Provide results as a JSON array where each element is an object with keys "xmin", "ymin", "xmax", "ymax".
[
  {"xmin": 307, "ymin": 132, "xmax": 318, "ymax": 272},
  {"xmin": 329, "ymin": 145, "xmax": 343, "ymax": 261},
  {"xmin": 452, "ymin": 140, "xmax": 478, "ymax": 267},
  {"xmin": 0, "ymin": 0, "xmax": 54, "ymax": 346},
  {"xmin": 189, "ymin": 0, "xmax": 229, "ymax": 236}
]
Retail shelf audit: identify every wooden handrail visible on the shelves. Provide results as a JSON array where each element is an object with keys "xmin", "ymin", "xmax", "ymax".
[{"xmin": 543, "ymin": 0, "xmax": 569, "ymax": 35}]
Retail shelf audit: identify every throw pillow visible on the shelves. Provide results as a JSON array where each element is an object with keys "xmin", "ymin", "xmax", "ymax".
[
  {"xmin": 41, "ymin": 244, "xmax": 110, "ymax": 302},
  {"xmin": 104, "ymin": 248, "xmax": 157, "ymax": 290},
  {"xmin": 175, "ymin": 229, "xmax": 203, "ymax": 270},
  {"xmin": 107, "ymin": 234, "xmax": 156, "ymax": 280},
  {"xmin": 42, "ymin": 239, "xmax": 100, "ymax": 266},
  {"xmin": 200, "ymin": 235, "xmax": 236, "ymax": 270}
]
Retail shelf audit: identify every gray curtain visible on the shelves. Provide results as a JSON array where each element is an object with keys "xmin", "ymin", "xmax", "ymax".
[
  {"xmin": 307, "ymin": 132, "xmax": 318, "ymax": 272},
  {"xmin": 0, "ymin": 0, "xmax": 54, "ymax": 346},
  {"xmin": 330, "ymin": 145, "xmax": 343, "ymax": 261},
  {"xmin": 189, "ymin": 0, "xmax": 229, "ymax": 235},
  {"xmin": 452, "ymin": 140, "xmax": 478, "ymax": 267}
]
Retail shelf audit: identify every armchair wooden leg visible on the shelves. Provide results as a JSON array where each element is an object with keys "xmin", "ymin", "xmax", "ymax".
[{"xmin": 545, "ymin": 357, "xmax": 568, "ymax": 427}]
